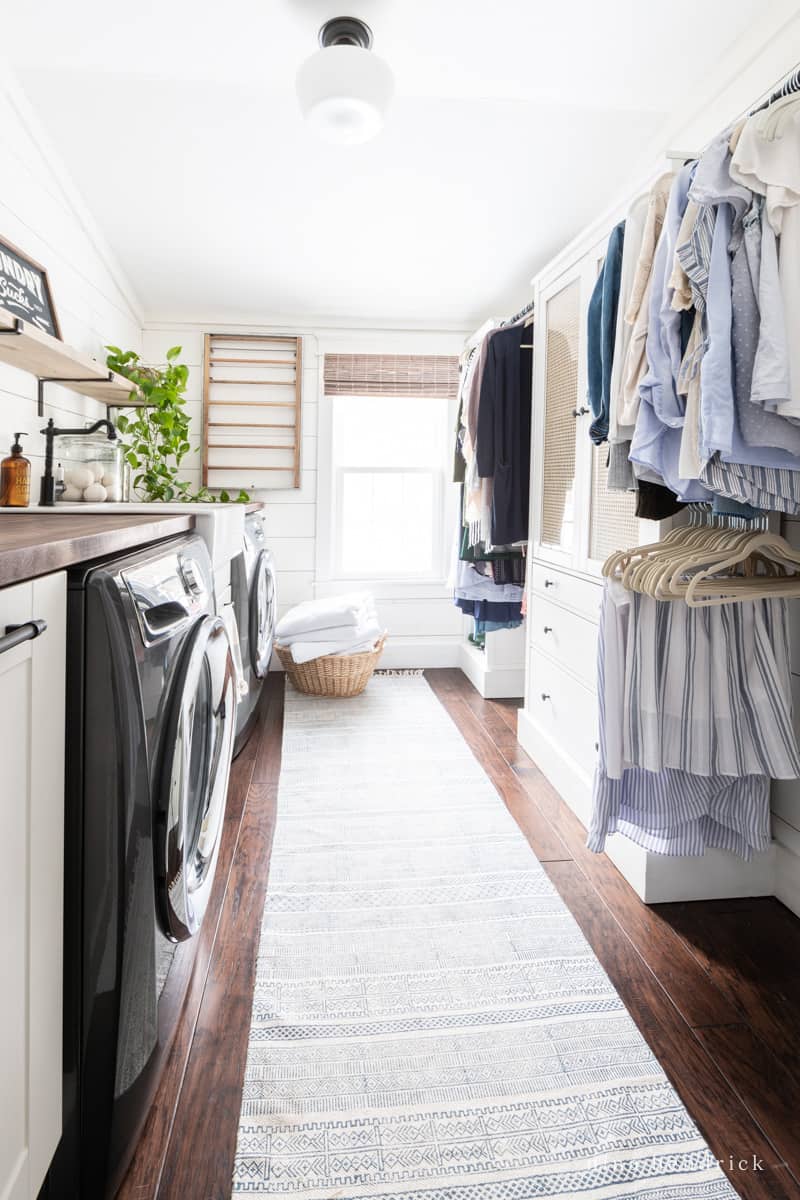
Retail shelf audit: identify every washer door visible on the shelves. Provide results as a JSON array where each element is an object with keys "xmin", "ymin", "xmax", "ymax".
[
  {"xmin": 249, "ymin": 550, "xmax": 276, "ymax": 679},
  {"xmin": 156, "ymin": 615, "xmax": 236, "ymax": 942}
]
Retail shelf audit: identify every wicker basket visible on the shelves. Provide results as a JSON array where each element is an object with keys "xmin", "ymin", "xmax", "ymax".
[{"xmin": 276, "ymin": 634, "xmax": 387, "ymax": 698}]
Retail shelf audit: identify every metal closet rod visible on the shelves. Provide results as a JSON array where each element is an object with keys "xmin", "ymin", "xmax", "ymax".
[
  {"xmin": 667, "ymin": 60, "xmax": 800, "ymax": 162},
  {"xmin": 751, "ymin": 63, "xmax": 800, "ymax": 112}
]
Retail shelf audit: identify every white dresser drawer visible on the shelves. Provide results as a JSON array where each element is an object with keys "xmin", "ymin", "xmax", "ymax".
[
  {"xmin": 529, "ymin": 594, "xmax": 598, "ymax": 689},
  {"xmin": 530, "ymin": 562, "xmax": 602, "ymax": 622},
  {"xmin": 527, "ymin": 647, "xmax": 599, "ymax": 778}
]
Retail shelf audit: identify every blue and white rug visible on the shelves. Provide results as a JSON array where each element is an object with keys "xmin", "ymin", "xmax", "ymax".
[{"xmin": 232, "ymin": 676, "xmax": 738, "ymax": 1199}]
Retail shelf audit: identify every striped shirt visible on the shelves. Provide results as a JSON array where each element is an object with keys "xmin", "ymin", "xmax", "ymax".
[
  {"xmin": 702, "ymin": 454, "xmax": 800, "ymax": 515},
  {"xmin": 588, "ymin": 579, "xmax": 795, "ymax": 859}
]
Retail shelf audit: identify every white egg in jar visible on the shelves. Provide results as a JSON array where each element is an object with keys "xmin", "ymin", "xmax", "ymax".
[
  {"xmin": 87, "ymin": 461, "xmax": 105, "ymax": 482},
  {"xmin": 66, "ymin": 465, "xmax": 94, "ymax": 490},
  {"xmin": 60, "ymin": 483, "xmax": 83, "ymax": 502},
  {"xmin": 82, "ymin": 482, "xmax": 108, "ymax": 503}
]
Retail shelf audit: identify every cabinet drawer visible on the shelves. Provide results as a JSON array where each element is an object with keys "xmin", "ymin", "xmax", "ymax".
[
  {"xmin": 530, "ymin": 562, "xmax": 602, "ymax": 622},
  {"xmin": 527, "ymin": 647, "xmax": 599, "ymax": 778},
  {"xmin": 529, "ymin": 595, "xmax": 598, "ymax": 689}
]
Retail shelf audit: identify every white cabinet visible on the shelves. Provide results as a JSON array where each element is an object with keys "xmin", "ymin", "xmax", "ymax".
[
  {"xmin": 524, "ymin": 236, "xmax": 655, "ymax": 813},
  {"xmin": 0, "ymin": 572, "xmax": 66, "ymax": 1200}
]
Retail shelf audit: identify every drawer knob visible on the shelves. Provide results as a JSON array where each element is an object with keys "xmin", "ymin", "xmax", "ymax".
[
  {"xmin": 543, "ymin": 625, "xmax": 553, "ymax": 634},
  {"xmin": 544, "ymin": 579, "xmax": 555, "ymax": 588},
  {"xmin": 571, "ymin": 406, "xmax": 590, "ymax": 418},
  {"xmin": 595, "ymin": 742, "xmax": 599, "ymax": 752},
  {"xmin": 540, "ymin": 692, "xmax": 551, "ymax": 701}
]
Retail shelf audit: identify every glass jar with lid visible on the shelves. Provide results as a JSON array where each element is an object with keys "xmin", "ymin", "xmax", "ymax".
[{"xmin": 57, "ymin": 433, "xmax": 123, "ymax": 503}]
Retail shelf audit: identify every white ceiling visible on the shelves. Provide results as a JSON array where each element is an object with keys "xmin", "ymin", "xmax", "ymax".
[{"xmin": 5, "ymin": 0, "xmax": 766, "ymax": 327}]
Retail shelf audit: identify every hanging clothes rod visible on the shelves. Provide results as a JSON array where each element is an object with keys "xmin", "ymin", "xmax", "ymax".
[
  {"xmin": 751, "ymin": 62, "xmax": 800, "ymax": 113},
  {"xmin": 665, "ymin": 60, "xmax": 800, "ymax": 162},
  {"xmin": 500, "ymin": 298, "xmax": 535, "ymax": 327}
]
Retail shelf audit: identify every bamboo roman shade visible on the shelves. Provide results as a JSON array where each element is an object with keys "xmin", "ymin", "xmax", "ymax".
[{"xmin": 324, "ymin": 353, "xmax": 459, "ymax": 397}]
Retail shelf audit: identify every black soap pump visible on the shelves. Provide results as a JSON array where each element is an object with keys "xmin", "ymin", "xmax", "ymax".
[{"xmin": 0, "ymin": 431, "xmax": 31, "ymax": 507}]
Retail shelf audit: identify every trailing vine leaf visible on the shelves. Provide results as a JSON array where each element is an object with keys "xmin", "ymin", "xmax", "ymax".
[{"xmin": 106, "ymin": 345, "xmax": 250, "ymax": 505}]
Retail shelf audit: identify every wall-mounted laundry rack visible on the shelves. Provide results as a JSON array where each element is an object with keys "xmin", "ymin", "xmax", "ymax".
[{"xmin": 202, "ymin": 332, "xmax": 303, "ymax": 490}]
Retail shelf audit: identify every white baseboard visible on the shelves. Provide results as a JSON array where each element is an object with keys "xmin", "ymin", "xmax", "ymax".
[
  {"xmin": 270, "ymin": 636, "xmax": 462, "ymax": 672},
  {"xmin": 641, "ymin": 844, "xmax": 775, "ymax": 904},
  {"xmin": 379, "ymin": 638, "xmax": 461, "ymax": 669}
]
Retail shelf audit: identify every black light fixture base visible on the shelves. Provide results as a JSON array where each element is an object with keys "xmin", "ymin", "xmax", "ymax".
[{"xmin": 319, "ymin": 16, "xmax": 373, "ymax": 49}]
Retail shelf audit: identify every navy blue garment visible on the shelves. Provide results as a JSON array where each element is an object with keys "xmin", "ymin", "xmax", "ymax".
[
  {"xmin": 475, "ymin": 323, "xmax": 533, "ymax": 544},
  {"xmin": 587, "ymin": 220, "xmax": 625, "ymax": 445},
  {"xmin": 455, "ymin": 597, "xmax": 523, "ymax": 624}
]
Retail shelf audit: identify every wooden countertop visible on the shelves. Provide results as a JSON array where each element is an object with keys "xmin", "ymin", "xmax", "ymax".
[{"xmin": 0, "ymin": 512, "xmax": 196, "ymax": 588}]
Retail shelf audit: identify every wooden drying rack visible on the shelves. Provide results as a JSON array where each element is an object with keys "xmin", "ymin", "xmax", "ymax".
[{"xmin": 202, "ymin": 332, "xmax": 303, "ymax": 490}]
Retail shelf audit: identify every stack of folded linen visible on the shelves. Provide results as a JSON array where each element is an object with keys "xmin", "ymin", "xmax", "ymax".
[{"xmin": 275, "ymin": 591, "xmax": 381, "ymax": 665}]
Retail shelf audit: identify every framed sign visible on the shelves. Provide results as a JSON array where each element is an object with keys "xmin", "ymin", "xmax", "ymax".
[{"xmin": 0, "ymin": 237, "xmax": 61, "ymax": 339}]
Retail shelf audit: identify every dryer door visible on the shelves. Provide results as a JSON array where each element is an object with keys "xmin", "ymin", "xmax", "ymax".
[
  {"xmin": 249, "ymin": 550, "xmax": 276, "ymax": 679},
  {"xmin": 156, "ymin": 615, "xmax": 236, "ymax": 942}
]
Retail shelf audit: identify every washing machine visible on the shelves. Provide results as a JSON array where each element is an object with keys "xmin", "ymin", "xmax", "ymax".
[
  {"xmin": 42, "ymin": 533, "xmax": 237, "ymax": 1199},
  {"xmin": 231, "ymin": 510, "xmax": 277, "ymax": 756}
]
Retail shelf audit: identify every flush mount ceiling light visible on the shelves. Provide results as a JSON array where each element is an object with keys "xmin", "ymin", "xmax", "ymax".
[{"xmin": 296, "ymin": 16, "xmax": 394, "ymax": 145}]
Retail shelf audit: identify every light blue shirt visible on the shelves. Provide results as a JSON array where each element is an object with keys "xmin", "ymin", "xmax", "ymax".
[{"xmin": 630, "ymin": 162, "xmax": 710, "ymax": 501}]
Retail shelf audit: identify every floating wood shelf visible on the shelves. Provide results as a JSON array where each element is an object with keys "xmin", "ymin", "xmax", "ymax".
[
  {"xmin": 0, "ymin": 305, "xmax": 145, "ymax": 411},
  {"xmin": 203, "ymin": 332, "xmax": 303, "ymax": 490}
]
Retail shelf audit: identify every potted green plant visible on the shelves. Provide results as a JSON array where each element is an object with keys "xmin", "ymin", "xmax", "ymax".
[{"xmin": 106, "ymin": 344, "xmax": 249, "ymax": 503}]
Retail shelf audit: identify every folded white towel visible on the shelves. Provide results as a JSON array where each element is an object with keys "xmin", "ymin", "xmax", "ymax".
[
  {"xmin": 276, "ymin": 591, "xmax": 373, "ymax": 640},
  {"xmin": 288, "ymin": 617, "xmax": 381, "ymax": 664},
  {"xmin": 278, "ymin": 610, "xmax": 376, "ymax": 646}
]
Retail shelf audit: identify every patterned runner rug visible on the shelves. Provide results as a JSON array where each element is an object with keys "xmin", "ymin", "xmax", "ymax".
[{"xmin": 232, "ymin": 676, "xmax": 738, "ymax": 1199}]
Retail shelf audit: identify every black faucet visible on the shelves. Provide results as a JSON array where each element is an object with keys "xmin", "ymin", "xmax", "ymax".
[{"xmin": 39, "ymin": 417, "xmax": 117, "ymax": 507}]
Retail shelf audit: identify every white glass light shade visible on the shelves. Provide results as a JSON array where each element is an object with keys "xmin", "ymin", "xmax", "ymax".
[{"xmin": 296, "ymin": 44, "xmax": 394, "ymax": 145}]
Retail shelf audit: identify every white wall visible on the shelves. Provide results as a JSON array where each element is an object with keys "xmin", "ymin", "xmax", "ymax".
[
  {"xmin": 0, "ymin": 70, "xmax": 142, "ymax": 483},
  {"xmin": 142, "ymin": 322, "xmax": 470, "ymax": 667}
]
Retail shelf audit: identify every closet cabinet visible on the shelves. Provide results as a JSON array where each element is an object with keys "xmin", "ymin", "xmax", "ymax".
[
  {"xmin": 520, "ymin": 226, "xmax": 776, "ymax": 904},
  {"xmin": 522, "ymin": 237, "xmax": 650, "ymax": 850},
  {"xmin": 0, "ymin": 572, "xmax": 66, "ymax": 1200}
]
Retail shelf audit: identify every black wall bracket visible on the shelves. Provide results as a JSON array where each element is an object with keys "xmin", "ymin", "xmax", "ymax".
[{"xmin": 37, "ymin": 374, "xmax": 113, "ymax": 418}]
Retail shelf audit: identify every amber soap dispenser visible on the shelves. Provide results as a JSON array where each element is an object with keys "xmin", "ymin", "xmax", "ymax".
[{"xmin": 0, "ymin": 432, "xmax": 31, "ymax": 507}]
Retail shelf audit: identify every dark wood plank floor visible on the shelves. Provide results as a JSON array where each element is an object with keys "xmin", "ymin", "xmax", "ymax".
[{"xmin": 119, "ymin": 668, "xmax": 800, "ymax": 1200}]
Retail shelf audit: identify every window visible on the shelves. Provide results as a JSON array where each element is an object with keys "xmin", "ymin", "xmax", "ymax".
[{"xmin": 326, "ymin": 392, "xmax": 452, "ymax": 581}]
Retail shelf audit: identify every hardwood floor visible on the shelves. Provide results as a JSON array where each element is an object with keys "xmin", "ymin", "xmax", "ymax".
[{"xmin": 119, "ymin": 667, "xmax": 800, "ymax": 1200}]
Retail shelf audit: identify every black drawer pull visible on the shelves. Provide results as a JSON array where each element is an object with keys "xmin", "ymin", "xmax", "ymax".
[
  {"xmin": 572, "ymin": 406, "xmax": 590, "ymax": 418},
  {"xmin": 0, "ymin": 619, "xmax": 47, "ymax": 657},
  {"xmin": 540, "ymin": 692, "xmax": 551, "ymax": 701},
  {"xmin": 543, "ymin": 626, "xmax": 553, "ymax": 634},
  {"xmin": 543, "ymin": 579, "xmax": 555, "ymax": 588}
]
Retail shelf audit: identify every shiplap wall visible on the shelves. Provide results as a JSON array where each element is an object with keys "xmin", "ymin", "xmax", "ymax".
[
  {"xmin": 0, "ymin": 75, "xmax": 142, "ymax": 477},
  {"xmin": 142, "ymin": 324, "xmax": 468, "ymax": 668}
]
